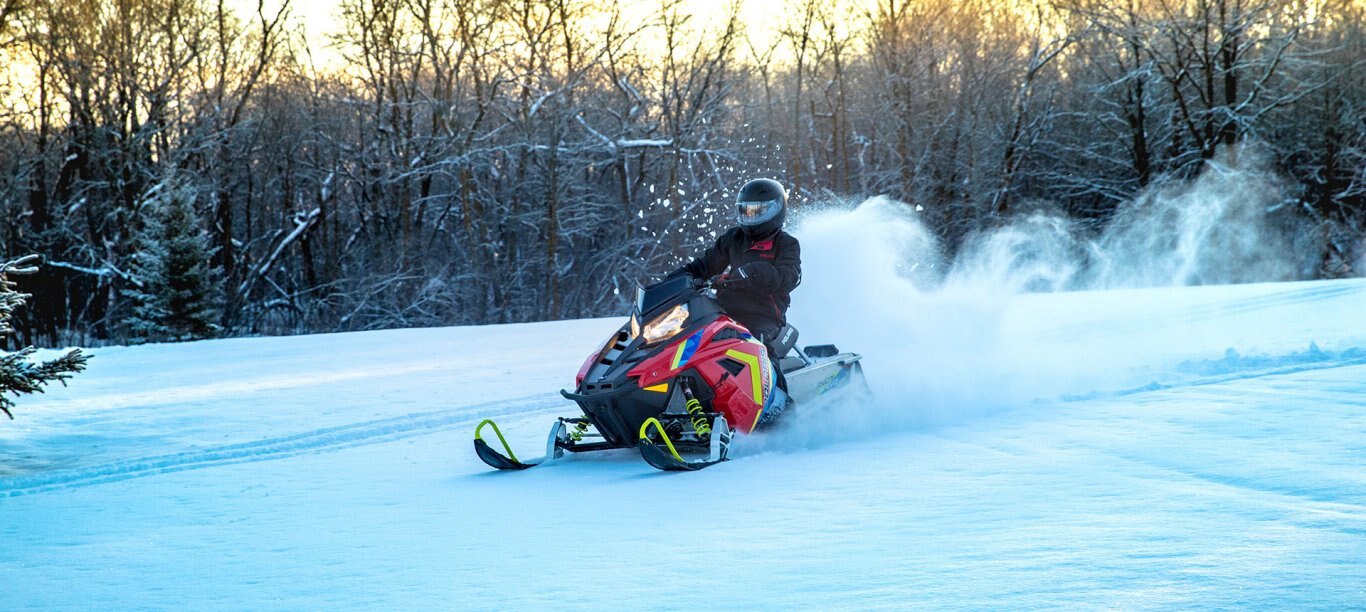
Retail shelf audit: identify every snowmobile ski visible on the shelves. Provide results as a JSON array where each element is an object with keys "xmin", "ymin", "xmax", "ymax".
[
  {"xmin": 637, "ymin": 414, "xmax": 732, "ymax": 471},
  {"xmin": 473, "ymin": 419, "xmax": 566, "ymax": 470}
]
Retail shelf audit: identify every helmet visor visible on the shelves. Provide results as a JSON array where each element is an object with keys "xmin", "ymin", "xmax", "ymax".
[{"xmin": 736, "ymin": 198, "xmax": 782, "ymax": 227}]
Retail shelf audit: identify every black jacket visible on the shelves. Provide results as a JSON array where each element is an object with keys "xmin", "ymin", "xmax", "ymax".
[{"xmin": 680, "ymin": 227, "xmax": 802, "ymax": 327}]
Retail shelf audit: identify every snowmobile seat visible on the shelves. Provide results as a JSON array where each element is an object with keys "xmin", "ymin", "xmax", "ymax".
[
  {"xmin": 779, "ymin": 356, "xmax": 807, "ymax": 373},
  {"xmin": 770, "ymin": 324, "xmax": 799, "ymax": 359},
  {"xmin": 770, "ymin": 325, "xmax": 805, "ymax": 373}
]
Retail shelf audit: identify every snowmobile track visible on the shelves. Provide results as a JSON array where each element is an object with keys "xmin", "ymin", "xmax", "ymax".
[
  {"xmin": 1036, "ymin": 282, "xmax": 1366, "ymax": 342},
  {"xmin": 0, "ymin": 394, "xmax": 563, "ymax": 497},
  {"xmin": 1060, "ymin": 350, "xmax": 1366, "ymax": 403}
]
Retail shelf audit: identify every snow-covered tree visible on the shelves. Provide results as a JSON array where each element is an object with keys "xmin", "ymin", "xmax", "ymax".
[
  {"xmin": 124, "ymin": 179, "xmax": 221, "ymax": 343},
  {"xmin": 1, "ymin": 0, "xmax": 1363, "ymax": 343},
  {"xmin": 0, "ymin": 255, "xmax": 87, "ymax": 420}
]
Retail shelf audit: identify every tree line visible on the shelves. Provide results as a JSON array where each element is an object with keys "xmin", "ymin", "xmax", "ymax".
[{"xmin": 0, "ymin": 0, "xmax": 1362, "ymax": 347}]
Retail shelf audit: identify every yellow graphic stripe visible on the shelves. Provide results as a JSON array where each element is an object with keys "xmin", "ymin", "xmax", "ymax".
[
  {"xmin": 724, "ymin": 348, "xmax": 767, "ymax": 432},
  {"xmin": 643, "ymin": 383, "xmax": 669, "ymax": 393},
  {"xmin": 639, "ymin": 417, "xmax": 684, "ymax": 462},
  {"xmin": 724, "ymin": 349, "xmax": 763, "ymax": 403},
  {"xmin": 670, "ymin": 341, "xmax": 689, "ymax": 370}
]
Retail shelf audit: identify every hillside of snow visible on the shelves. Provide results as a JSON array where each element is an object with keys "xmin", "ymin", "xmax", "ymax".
[
  {"xmin": 3, "ymin": 192, "xmax": 1364, "ymax": 608},
  {"xmin": 3, "ymin": 273, "xmax": 1363, "ymax": 608}
]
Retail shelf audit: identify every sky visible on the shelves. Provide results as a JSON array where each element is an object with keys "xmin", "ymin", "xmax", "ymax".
[{"xmin": 230, "ymin": 0, "xmax": 825, "ymax": 69}]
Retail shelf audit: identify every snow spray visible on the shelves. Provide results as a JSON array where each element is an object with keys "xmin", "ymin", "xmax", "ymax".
[
  {"xmin": 947, "ymin": 146, "xmax": 1314, "ymax": 292},
  {"xmin": 743, "ymin": 147, "xmax": 1317, "ymax": 452},
  {"xmin": 771, "ymin": 197, "xmax": 1023, "ymax": 447}
]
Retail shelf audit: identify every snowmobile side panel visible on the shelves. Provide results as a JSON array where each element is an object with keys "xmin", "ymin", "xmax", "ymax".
[
  {"xmin": 627, "ymin": 317, "xmax": 775, "ymax": 434},
  {"xmin": 629, "ymin": 316, "xmax": 748, "ymax": 389},
  {"xmin": 577, "ymin": 329, "xmax": 630, "ymax": 387},
  {"xmin": 717, "ymin": 345, "xmax": 776, "ymax": 432},
  {"xmin": 784, "ymin": 353, "xmax": 865, "ymax": 404}
]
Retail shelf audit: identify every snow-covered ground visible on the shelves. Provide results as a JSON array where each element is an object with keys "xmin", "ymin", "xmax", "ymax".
[
  {"xmin": 3, "ymin": 273, "xmax": 1363, "ymax": 608},
  {"xmin": 4, "ymin": 189, "xmax": 1365, "ymax": 608}
]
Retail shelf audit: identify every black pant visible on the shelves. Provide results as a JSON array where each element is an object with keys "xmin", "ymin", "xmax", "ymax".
[{"xmin": 738, "ymin": 316, "xmax": 783, "ymax": 359}]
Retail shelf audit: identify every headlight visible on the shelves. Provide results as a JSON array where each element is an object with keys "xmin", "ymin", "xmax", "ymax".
[
  {"xmin": 630, "ymin": 313, "xmax": 641, "ymax": 340},
  {"xmin": 642, "ymin": 304, "xmax": 689, "ymax": 344}
]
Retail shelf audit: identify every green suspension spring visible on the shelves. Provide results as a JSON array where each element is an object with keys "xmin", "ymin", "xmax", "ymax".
[
  {"xmin": 569, "ymin": 418, "xmax": 590, "ymax": 442},
  {"xmin": 681, "ymin": 381, "xmax": 711, "ymax": 436}
]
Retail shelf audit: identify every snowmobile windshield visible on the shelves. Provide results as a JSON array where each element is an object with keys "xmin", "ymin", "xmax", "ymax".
[
  {"xmin": 736, "ymin": 198, "xmax": 782, "ymax": 227},
  {"xmin": 636, "ymin": 275, "xmax": 692, "ymax": 317}
]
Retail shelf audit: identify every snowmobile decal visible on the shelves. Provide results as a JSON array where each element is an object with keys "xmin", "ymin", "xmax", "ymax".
[
  {"xmin": 644, "ymin": 383, "xmax": 669, "ymax": 393},
  {"xmin": 815, "ymin": 366, "xmax": 850, "ymax": 396},
  {"xmin": 723, "ymin": 347, "xmax": 772, "ymax": 431},
  {"xmin": 723, "ymin": 349, "xmax": 762, "ymax": 403},
  {"xmin": 670, "ymin": 330, "xmax": 704, "ymax": 370}
]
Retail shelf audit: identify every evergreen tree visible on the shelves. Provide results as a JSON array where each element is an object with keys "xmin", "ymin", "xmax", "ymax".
[
  {"xmin": 0, "ymin": 256, "xmax": 88, "ymax": 420},
  {"xmin": 124, "ymin": 179, "xmax": 222, "ymax": 343}
]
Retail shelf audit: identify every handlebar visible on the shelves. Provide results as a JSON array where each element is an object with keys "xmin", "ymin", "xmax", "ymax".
[
  {"xmin": 661, "ymin": 271, "xmax": 738, "ymax": 291},
  {"xmin": 707, "ymin": 273, "xmax": 741, "ymax": 288}
]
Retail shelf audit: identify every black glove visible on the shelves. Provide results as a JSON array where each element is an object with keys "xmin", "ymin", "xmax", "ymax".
[{"xmin": 733, "ymin": 262, "xmax": 780, "ymax": 291}]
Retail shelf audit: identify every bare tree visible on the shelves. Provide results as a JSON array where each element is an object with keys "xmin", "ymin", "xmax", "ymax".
[{"xmin": 1, "ymin": 0, "xmax": 1362, "ymax": 346}]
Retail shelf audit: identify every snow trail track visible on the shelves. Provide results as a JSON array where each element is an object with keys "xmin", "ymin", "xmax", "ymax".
[
  {"xmin": 1, "ymin": 279, "xmax": 1363, "ymax": 608},
  {"xmin": 0, "ymin": 394, "xmax": 563, "ymax": 497}
]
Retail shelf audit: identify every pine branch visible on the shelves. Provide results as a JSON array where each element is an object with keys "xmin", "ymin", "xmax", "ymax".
[
  {"xmin": 1, "ymin": 255, "xmax": 91, "ymax": 420},
  {"xmin": 0, "ymin": 349, "xmax": 89, "ymax": 419}
]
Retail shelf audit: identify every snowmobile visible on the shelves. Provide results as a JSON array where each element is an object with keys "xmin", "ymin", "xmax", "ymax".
[{"xmin": 473, "ymin": 273, "xmax": 867, "ymax": 471}]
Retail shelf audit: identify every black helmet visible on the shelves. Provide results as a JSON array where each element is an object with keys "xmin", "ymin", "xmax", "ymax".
[{"xmin": 735, "ymin": 178, "xmax": 787, "ymax": 238}]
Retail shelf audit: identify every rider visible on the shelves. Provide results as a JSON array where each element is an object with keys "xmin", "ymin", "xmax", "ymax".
[{"xmin": 671, "ymin": 178, "xmax": 801, "ymax": 360}]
